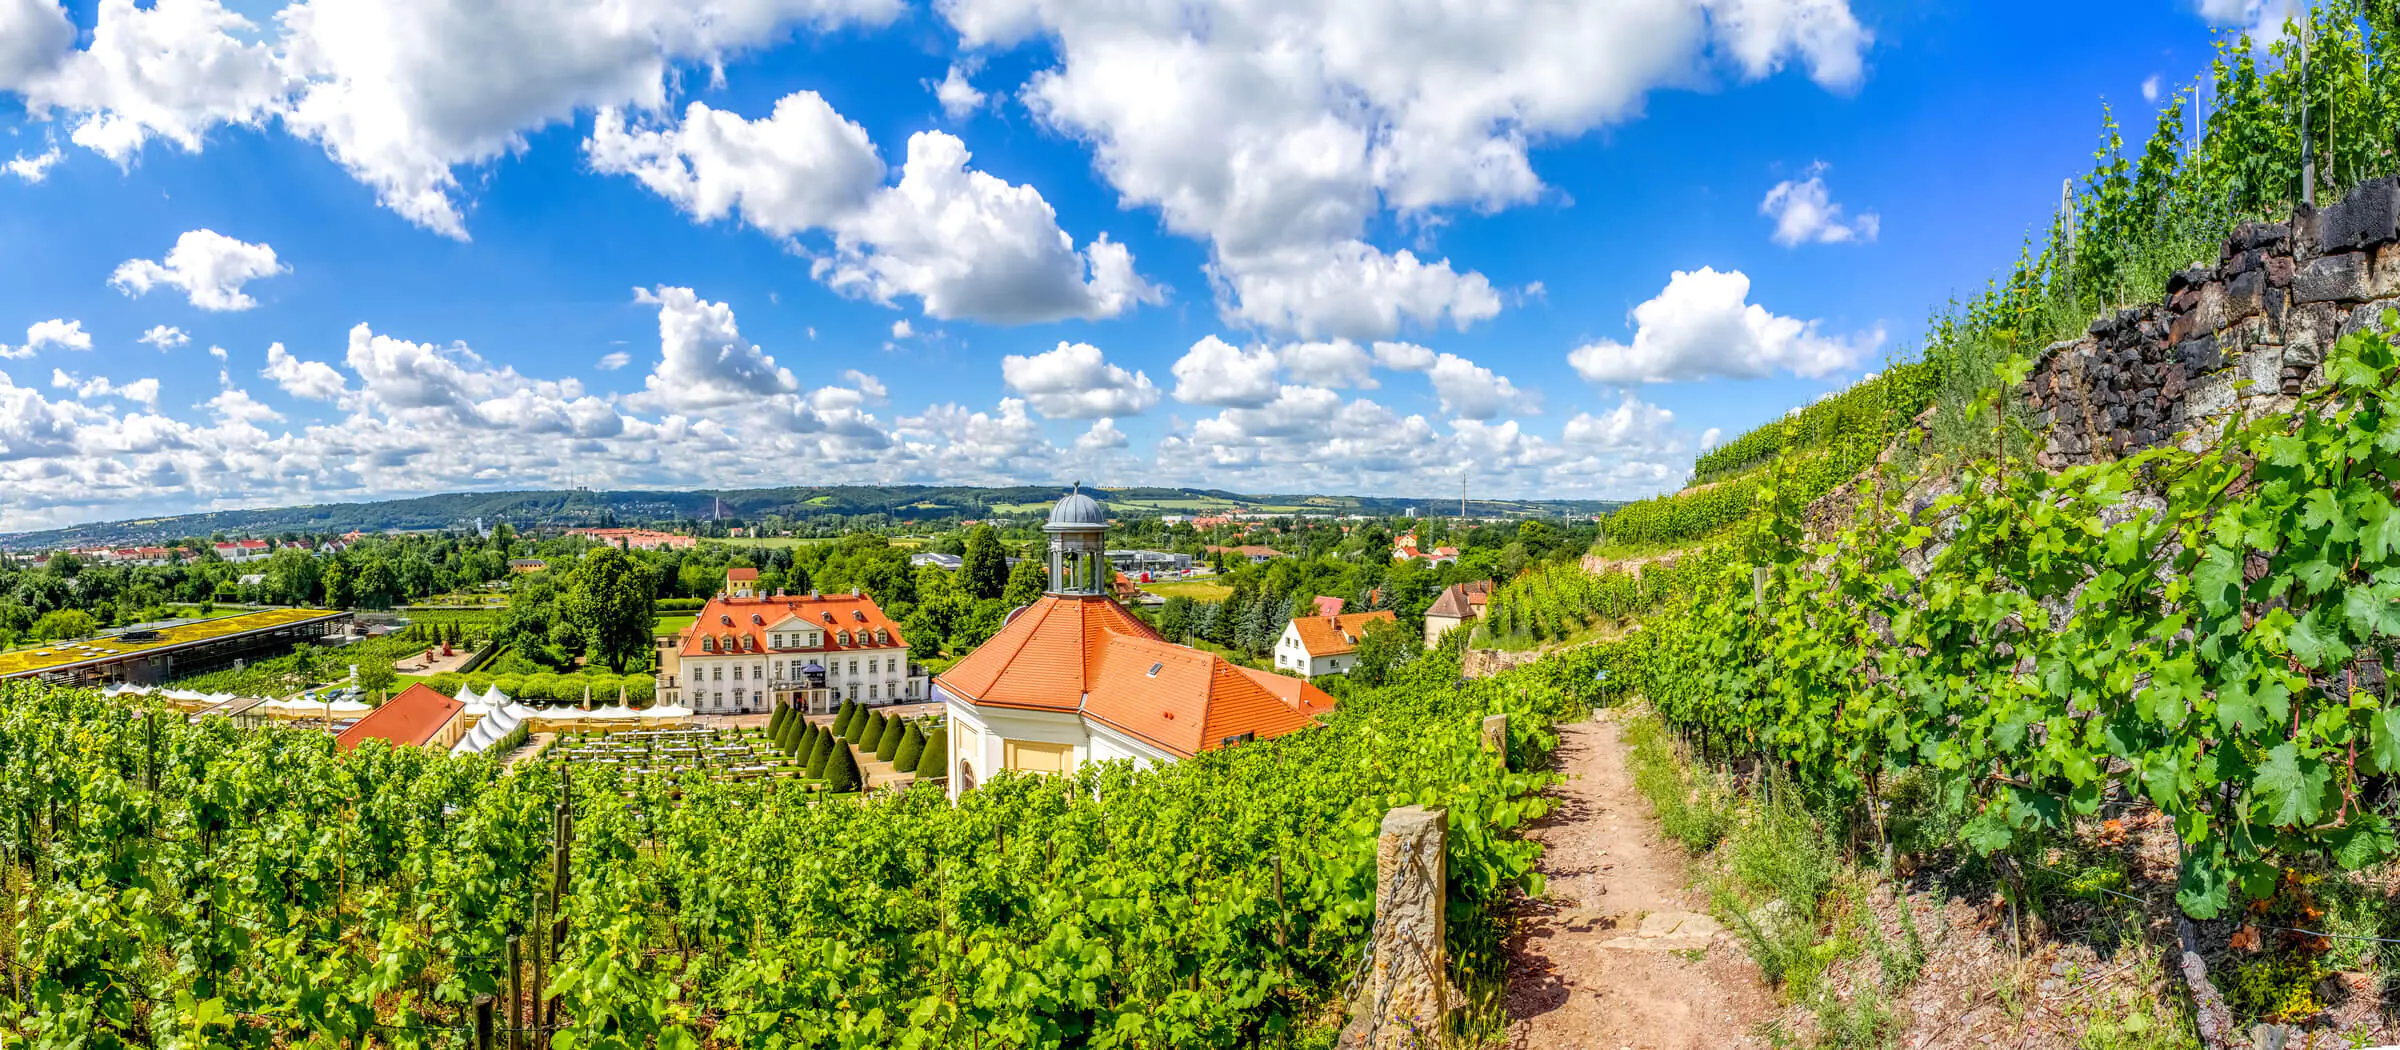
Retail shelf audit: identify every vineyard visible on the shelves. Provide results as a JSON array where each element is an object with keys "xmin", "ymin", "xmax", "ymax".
[
  {"xmin": 1600, "ymin": 364, "xmax": 1935, "ymax": 550},
  {"xmin": 1685, "ymin": 362, "xmax": 1939, "ymax": 486},
  {"xmin": 1618, "ymin": 323, "xmax": 2400, "ymax": 920},
  {"xmin": 0, "ymin": 642, "xmax": 1591, "ymax": 1047},
  {"xmin": 1476, "ymin": 551, "xmax": 1730, "ymax": 648}
]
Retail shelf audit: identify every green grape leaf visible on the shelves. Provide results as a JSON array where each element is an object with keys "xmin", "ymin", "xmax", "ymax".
[
  {"xmin": 2304, "ymin": 486, "xmax": 2356, "ymax": 540},
  {"xmin": 2215, "ymin": 676, "xmax": 2289, "ymax": 735},
  {"xmin": 2370, "ymin": 708, "xmax": 2400, "ymax": 775},
  {"xmin": 2253, "ymin": 742, "xmax": 2329, "ymax": 828},
  {"xmin": 2177, "ymin": 850, "xmax": 2231, "ymax": 919},
  {"xmin": 2287, "ymin": 607, "xmax": 2353, "ymax": 669},
  {"xmin": 2329, "ymin": 813, "xmax": 2397, "ymax": 871}
]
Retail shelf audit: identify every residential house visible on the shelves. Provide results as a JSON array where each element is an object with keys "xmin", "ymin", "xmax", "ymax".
[
  {"xmin": 1422, "ymin": 580, "xmax": 1494, "ymax": 647},
  {"xmin": 1275, "ymin": 609, "xmax": 1399, "ymax": 678},
  {"xmin": 1207, "ymin": 544, "xmax": 1285, "ymax": 564},
  {"xmin": 910, "ymin": 552, "xmax": 965, "ymax": 570},
  {"xmin": 1392, "ymin": 533, "xmax": 1460, "ymax": 566}
]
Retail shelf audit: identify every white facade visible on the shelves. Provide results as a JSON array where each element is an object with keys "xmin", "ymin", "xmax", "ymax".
[
  {"xmin": 940, "ymin": 688, "xmax": 1176, "ymax": 795},
  {"xmin": 1274, "ymin": 620, "xmax": 1367, "ymax": 678}
]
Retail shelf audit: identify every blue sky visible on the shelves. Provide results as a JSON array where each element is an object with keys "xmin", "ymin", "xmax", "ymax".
[{"xmin": 0, "ymin": 0, "xmax": 2273, "ymax": 529}]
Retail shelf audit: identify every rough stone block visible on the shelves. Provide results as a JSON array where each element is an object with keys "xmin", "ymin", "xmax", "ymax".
[
  {"xmin": 2267, "ymin": 254, "xmax": 2296, "ymax": 288},
  {"xmin": 2370, "ymin": 244, "xmax": 2400, "ymax": 299},
  {"xmin": 2185, "ymin": 371, "xmax": 2238, "ymax": 422},
  {"xmin": 2167, "ymin": 266, "xmax": 2213, "ymax": 295},
  {"xmin": 2176, "ymin": 334, "xmax": 2223, "ymax": 374},
  {"xmin": 1341, "ymin": 806, "xmax": 1448, "ymax": 1050},
  {"xmin": 2317, "ymin": 176, "xmax": 2400, "ymax": 253},
  {"xmin": 2294, "ymin": 252, "xmax": 2368, "ymax": 303},
  {"xmin": 2238, "ymin": 221, "xmax": 2292, "ymax": 253},
  {"xmin": 2239, "ymin": 343, "xmax": 2286, "ymax": 392},
  {"xmin": 2341, "ymin": 298, "xmax": 2400, "ymax": 338},
  {"xmin": 2225, "ymin": 269, "xmax": 2266, "ymax": 322},
  {"xmin": 2190, "ymin": 282, "xmax": 2228, "ymax": 334}
]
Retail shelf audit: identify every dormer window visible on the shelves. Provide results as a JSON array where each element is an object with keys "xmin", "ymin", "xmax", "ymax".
[
  {"xmin": 853, "ymin": 610, "xmax": 867, "ymax": 622},
  {"xmin": 702, "ymin": 637, "xmax": 717, "ymax": 653}
]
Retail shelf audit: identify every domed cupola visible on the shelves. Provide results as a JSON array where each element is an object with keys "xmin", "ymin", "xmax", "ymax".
[{"xmin": 1045, "ymin": 482, "xmax": 1108, "ymax": 597}]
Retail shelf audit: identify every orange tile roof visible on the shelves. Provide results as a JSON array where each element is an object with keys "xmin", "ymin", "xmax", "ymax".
[
  {"xmin": 937, "ymin": 594, "xmax": 1333, "ymax": 758},
  {"xmin": 1289, "ymin": 609, "xmax": 1398, "ymax": 658},
  {"xmin": 726, "ymin": 567, "xmax": 760, "ymax": 582},
  {"xmin": 676, "ymin": 592, "xmax": 907, "ymax": 659},
  {"xmin": 336, "ymin": 683, "xmax": 464, "ymax": 751}
]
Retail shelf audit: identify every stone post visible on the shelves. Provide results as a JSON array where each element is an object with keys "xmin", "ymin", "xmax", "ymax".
[
  {"xmin": 1479, "ymin": 714, "xmax": 1508, "ymax": 764},
  {"xmin": 1340, "ymin": 806, "xmax": 1448, "ymax": 1050}
]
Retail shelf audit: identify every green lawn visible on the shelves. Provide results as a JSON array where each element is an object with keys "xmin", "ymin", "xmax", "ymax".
[{"xmin": 654, "ymin": 614, "xmax": 697, "ymax": 638}]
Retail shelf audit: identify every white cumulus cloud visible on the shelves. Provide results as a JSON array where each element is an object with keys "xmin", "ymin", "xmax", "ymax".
[
  {"xmin": 111, "ymin": 229, "xmax": 288, "ymax": 311},
  {"xmin": 1001, "ymin": 341, "xmax": 1160, "ymax": 419},
  {"xmin": 1568, "ymin": 267, "xmax": 1879, "ymax": 383},
  {"xmin": 946, "ymin": 0, "xmax": 1869, "ymax": 337},
  {"xmin": 1171, "ymin": 335, "xmax": 1281, "ymax": 408},
  {"xmin": 933, "ymin": 62, "xmax": 987, "ymax": 120},
  {"xmin": 1426, "ymin": 352, "xmax": 1536, "ymax": 420},
  {"xmin": 0, "ymin": 317, "xmax": 91, "ymax": 358},
  {"xmin": 263, "ymin": 342, "xmax": 351, "ymax": 401},
  {"xmin": 138, "ymin": 325, "xmax": 191, "ymax": 350},
  {"xmin": 4, "ymin": 145, "xmax": 60, "ymax": 182},
  {"xmin": 1760, "ymin": 162, "xmax": 1877, "ymax": 246}
]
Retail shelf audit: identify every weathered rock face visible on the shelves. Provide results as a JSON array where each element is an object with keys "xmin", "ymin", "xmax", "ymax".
[{"xmin": 2027, "ymin": 177, "xmax": 2400, "ymax": 468}]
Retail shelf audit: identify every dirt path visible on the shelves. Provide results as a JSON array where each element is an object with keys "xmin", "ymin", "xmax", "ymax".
[{"xmin": 1504, "ymin": 709, "xmax": 1776, "ymax": 1049}]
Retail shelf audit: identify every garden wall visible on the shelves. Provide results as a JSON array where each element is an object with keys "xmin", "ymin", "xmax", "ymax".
[{"xmin": 2028, "ymin": 177, "xmax": 2400, "ymax": 467}]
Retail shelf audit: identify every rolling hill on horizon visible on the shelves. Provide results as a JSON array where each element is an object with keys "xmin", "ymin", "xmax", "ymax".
[{"xmin": 0, "ymin": 485, "xmax": 1620, "ymax": 551}]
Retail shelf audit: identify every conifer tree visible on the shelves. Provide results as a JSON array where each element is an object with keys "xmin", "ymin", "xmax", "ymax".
[
  {"xmin": 824, "ymin": 736, "xmax": 863, "ymax": 793},
  {"xmin": 875, "ymin": 715, "xmax": 904, "ymax": 762},
  {"xmin": 894, "ymin": 723, "xmax": 925, "ymax": 774}
]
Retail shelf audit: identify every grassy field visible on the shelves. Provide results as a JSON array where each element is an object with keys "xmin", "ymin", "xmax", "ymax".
[
  {"xmin": 1143, "ymin": 579, "xmax": 1235, "ymax": 601},
  {"xmin": 654, "ymin": 614, "xmax": 697, "ymax": 639},
  {"xmin": 709, "ymin": 536, "xmax": 926, "ymax": 550}
]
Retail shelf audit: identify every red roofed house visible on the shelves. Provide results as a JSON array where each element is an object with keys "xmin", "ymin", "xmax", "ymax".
[
  {"xmin": 336, "ymin": 683, "xmax": 468, "ymax": 751},
  {"xmin": 726, "ymin": 566, "xmax": 761, "ymax": 598},
  {"xmin": 1391, "ymin": 532, "xmax": 1460, "ymax": 566},
  {"xmin": 937, "ymin": 486, "xmax": 1336, "ymax": 795},
  {"xmin": 1275, "ymin": 608, "xmax": 1400, "ymax": 678},
  {"xmin": 658, "ymin": 587, "xmax": 920, "ymax": 714},
  {"xmin": 1423, "ymin": 580, "xmax": 1495, "ymax": 647}
]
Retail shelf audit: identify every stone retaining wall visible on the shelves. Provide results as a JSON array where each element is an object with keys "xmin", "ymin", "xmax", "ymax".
[{"xmin": 2028, "ymin": 177, "xmax": 2400, "ymax": 467}]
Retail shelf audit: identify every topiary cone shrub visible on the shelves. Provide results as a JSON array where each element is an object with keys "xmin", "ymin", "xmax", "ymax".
[
  {"xmin": 894, "ymin": 723, "xmax": 925, "ymax": 774},
  {"xmin": 806, "ymin": 726, "xmax": 833, "ymax": 778},
  {"xmin": 834, "ymin": 701, "xmax": 854, "ymax": 736},
  {"xmin": 875, "ymin": 714, "xmax": 904, "ymax": 762},
  {"xmin": 824, "ymin": 737, "xmax": 862, "ymax": 793},
  {"xmin": 915, "ymin": 724, "xmax": 948, "ymax": 781}
]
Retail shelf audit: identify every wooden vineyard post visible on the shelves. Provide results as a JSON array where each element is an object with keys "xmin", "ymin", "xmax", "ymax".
[
  {"xmin": 531, "ymin": 898, "xmax": 547, "ymax": 1043},
  {"xmin": 473, "ymin": 995, "xmax": 494, "ymax": 1050},
  {"xmin": 1752, "ymin": 566, "xmax": 1770, "ymax": 608},
  {"xmin": 506, "ymin": 934, "xmax": 522, "ymax": 1050},
  {"xmin": 1337, "ymin": 806, "xmax": 1448, "ymax": 1050}
]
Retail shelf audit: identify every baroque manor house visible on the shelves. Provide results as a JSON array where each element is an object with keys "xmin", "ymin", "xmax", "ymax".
[
  {"xmin": 935, "ymin": 486, "xmax": 1335, "ymax": 795},
  {"xmin": 657, "ymin": 588, "xmax": 925, "ymax": 714}
]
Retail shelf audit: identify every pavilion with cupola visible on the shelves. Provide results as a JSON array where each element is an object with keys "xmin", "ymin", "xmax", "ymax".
[{"xmin": 933, "ymin": 484, "xmax": 1336, "ymax": 795}]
